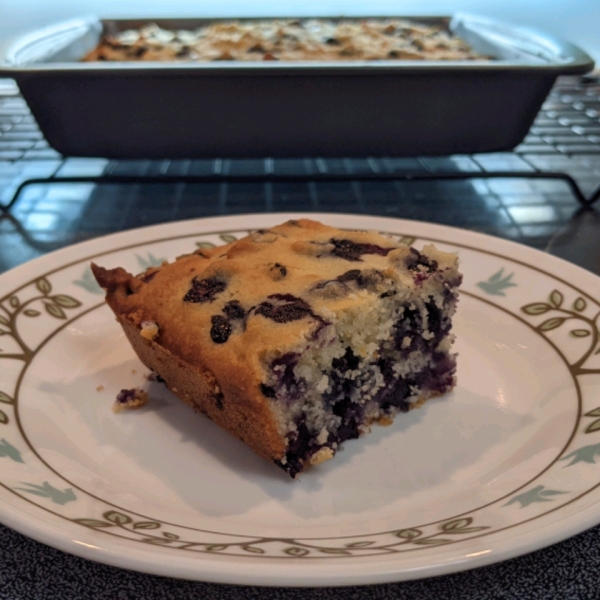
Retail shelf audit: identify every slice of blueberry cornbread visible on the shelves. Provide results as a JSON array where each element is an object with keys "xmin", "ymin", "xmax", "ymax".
[{"xmin": 92, "ymin": 219, "xmax": 461, "ymax": 477}]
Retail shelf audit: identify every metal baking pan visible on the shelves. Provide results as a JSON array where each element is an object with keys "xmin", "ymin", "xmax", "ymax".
[{"xmin": 0, "ymin": 14, "xmax": 594, "ymax": 158}]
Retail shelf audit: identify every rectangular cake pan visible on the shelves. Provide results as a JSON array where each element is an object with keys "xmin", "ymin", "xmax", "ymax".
[{"xmin": 0, "ymin": 14, "xmax": 594, "ymax": 159}]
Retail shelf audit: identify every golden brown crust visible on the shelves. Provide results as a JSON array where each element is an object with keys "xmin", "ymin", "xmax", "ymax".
[
  {"xmin": 92, "ymin": 264, "xmax": 143, "ymax": 294},
  {"xmin": 118, "ymin": 316, "xmax": 286, "ymax": 461},
  {"xmin": 92, "ymin": 260, "xmax": 287, "ymax": 462}
]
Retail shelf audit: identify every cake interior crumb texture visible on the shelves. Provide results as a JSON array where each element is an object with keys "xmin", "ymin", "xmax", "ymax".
[{"xmin": 92, "ymin": 219, "xmax": 461, "ymax": 477}]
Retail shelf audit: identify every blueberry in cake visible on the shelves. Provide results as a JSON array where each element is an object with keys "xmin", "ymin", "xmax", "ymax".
[{"xmin": 92, "ymin": 219, "xmax": 461, "ymax": 477}]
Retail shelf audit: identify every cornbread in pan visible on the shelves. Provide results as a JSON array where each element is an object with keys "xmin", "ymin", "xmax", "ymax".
[
  {"xmin": 91, "ymin": 219, "xmax": 461, "ymax": 477},
  {"xmin": 84, "ymin": 19, "xmax": 486, "ymax": 62}
]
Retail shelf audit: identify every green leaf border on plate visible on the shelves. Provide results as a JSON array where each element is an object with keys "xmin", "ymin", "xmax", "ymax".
[{"xmin": 0, "ymin": 227, "xmax": 599, "ymax": 559}]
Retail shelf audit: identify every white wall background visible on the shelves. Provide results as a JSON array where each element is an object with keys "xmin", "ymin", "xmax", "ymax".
[{"xmin": 0, "ymin": 0, "xmax": 598, "ymax": 63}]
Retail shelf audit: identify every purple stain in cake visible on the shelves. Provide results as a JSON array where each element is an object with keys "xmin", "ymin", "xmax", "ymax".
[
  {"xmin": 272, "ymin": 293, "xmax": 301, "ymax": 302},
  {"xmin": 255, "ymin": 294, "xmax": 329, "ymax": 339},
  {"xmin": 273, "ymin": 336, "xmax": 456, "ymax": 477},
  {"xmin": 310, "ymin": 318, "xmax": 331, "ymax": 341},
  {"xmin": 276, "ymin": 390, "xmax": 364, "ymax": 477},
  {"xmin": 336, "ymin": 269, "xmax": 362, "ymax": 283},
  {"xmin": 413, "ymin": 272, "xmax": 430, "ymax": 286},
  {"xmin": 447, "ymin": 274, "xmax": 464, "ymax": 289},
  {"xmin": 270, "ymin": 353, "xmax": 306, "ymax": 401},
  {"xmin": 271, "ymin": 353, "xmax": 301, "ymax": 390},
  {"xmin": 280, "ymin": 422, "xmax": 313, "ymax": 477},
  {"xmin": 210, "ymin": 315, "xmax": 232, "ymax": 343},
  {"xmin": 272, "ymin": 289, "xmax": 458, "ymax": 477},
  {"xmin": 404, "ymin": 247, "xmax": 438, "ymax": 273},
  {"xmin": 336, "ymin": 269, "xmax": 384, "ymax": 287},
  {"xmin": 184, "ymin": 276, "xmax": 226, "ymax": 303},
  {"xmin": 354, "ymin": 269, "xmax": 384, "ymax": 289},
  {"xmin": 257, "ymin": 301, "xmax": 307, "ymax": 323},
  {"xmin": 375, "ymin": 353, "xmax": 455, "ymax": 413},
  {"xmin": 372, "ymin": 359, "xmax": 412, "ymax": 412},
  {"xmin": 426, "ymin": 299, "xmax": 442, "ymax": 338},
  {"xmin": 393, "ymin": 298, "xmax": 452, "ymax": 357},
  {"xmin": 333, "ymin": 347, "xmax": 360, "ymax": 372},
  {"xmin": 330, "ymin": 238, "xmax": 393, "ymax": 262},
  {"xmin": 272, "ymin": 282, "xmax": 459, "ymax": 477},
  {"xmin": 393, "ymin": 303, "xmax": 423, "ymax": 354},
  {"xmin": 223, "ymin": 300, "xmax": 245, "ymax": 320},
  {"xmin": 313, "ymin": 269, "xmax": 385, "ymax": 297},
  {"xmin": 325, "ymin": 347, "xmax": 361, "ymax": 403},
  {"xmin": 425, "ymin": 296, "xmax": 455, "ymax": 348},
  {"xmin": 431, "ymin": 351, "xmax": 456, "ymax": 377},
  {"xmin": 428, "ymin": 351, "xmax": 457, "ymax": 394},
  {"xmin": 331, "ymin": 396, "xmax": 363, "ymax": 441},
  {"xmin": 312, "ymin": 279, "xmax": 346, "ymax": 295},
  {"xmin": 260, "ymin": 383, "xmax": 277, "ymax": 398},
  {"xmin": 375, "ymin": 301, "xmax": 457, "ymax": 411}
]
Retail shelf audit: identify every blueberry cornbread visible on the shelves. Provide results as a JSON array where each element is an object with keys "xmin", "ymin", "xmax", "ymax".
[
  {"xmin": 91, "ymin": 219, "xmax": 461, "ymax": 477},
  {"xmin": 83, "ymin": 19, "xmax": 485, "ymax": 63}
]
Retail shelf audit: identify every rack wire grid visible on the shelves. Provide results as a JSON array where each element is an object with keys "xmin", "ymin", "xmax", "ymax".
[{"xmin": 0, "ymin": 74, "xmax": 599, "ymax": 275}]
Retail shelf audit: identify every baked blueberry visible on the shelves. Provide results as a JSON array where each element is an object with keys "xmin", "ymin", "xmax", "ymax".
[
  {"xmin": 223, "ymin": 300, "xmax": 245, "ymax": 320},
  {"xmin": 255, "ymin": 294, "xmax": 313, "ymax": 324},
  {"xmin": 184, "ymin": 276, "xmax": 227, "ymax": 303},
  {"xmin": 330, "ymin": 238, "xmax": 393, "ymax": 261},
  {"xmin": 210, "ymin": 315, "xmax": 232, "ymax": 343}
]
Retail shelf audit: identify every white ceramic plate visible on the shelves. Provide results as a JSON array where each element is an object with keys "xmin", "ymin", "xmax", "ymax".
[{"xmin": 1, "ymin": 213, "xmax": 600, "ymax": 587}]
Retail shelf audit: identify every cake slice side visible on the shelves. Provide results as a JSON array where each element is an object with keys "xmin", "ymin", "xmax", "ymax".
[
  {"xmin": 259, "ymin": 245, "xmax": 460, "ymax": 476},
  {"xmin": 92, "ymin": 260, "xmax": 289, "ymax": 466}
]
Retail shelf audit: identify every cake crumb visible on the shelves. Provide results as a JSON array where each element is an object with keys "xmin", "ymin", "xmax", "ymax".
[
  {"xmin": 140, "ymin": 320, "xmax": 160, "ymax": 341},
  {"xmin": 113, "ymin": 388, "xmax": 148, "ymax": 413},
  {"xmin": 309, "ymin": 447, "xmax": 335, "ymax": 466},
  {"xmin": 96, "ymin": 385, "xmax": 105, "ymax": 392}
]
